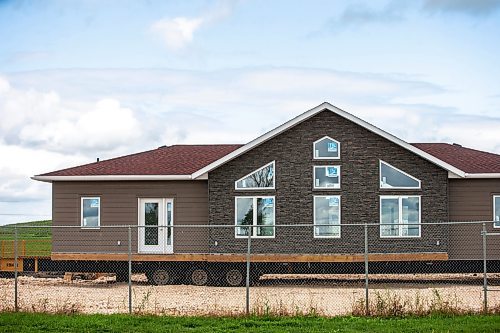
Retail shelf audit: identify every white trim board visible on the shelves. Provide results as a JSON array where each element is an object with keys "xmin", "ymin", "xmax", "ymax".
[
  {"xmin": 191, "ymin": 102, "xmax": 467, "ymax": 179},
  {"xmin": 32, "ymin": 175, "xmax": 193, "ymax": 183}
]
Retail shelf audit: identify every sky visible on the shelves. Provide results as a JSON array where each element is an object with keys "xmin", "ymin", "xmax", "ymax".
[{"xmin": 0, "ymin": 0, "xmax": 500, "ymax": 225}]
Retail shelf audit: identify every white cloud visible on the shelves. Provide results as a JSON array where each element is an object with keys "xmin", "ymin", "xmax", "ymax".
[
  {"xmin": 151, "ymin": 17, "xmax": 203, "ymax": 51},
  {"xmin": 0, "ymin": 76, "xmax": 10, "ymax": 93},
  {"xmin": 18, "ymin": 98, "xmax": 143, "ymax": 153},
  {"xmin": 0, "ymin": 144, "xmax": 89, "ymax": 224},
  {"xmin": 7, "ymin": 67, "xmax": 500, "ymax": 155},
  {"xmin": 150, "ymin": 0, "xmax": 236, "ymax": 51},
  {"xmin": 0, "ymin": 80, "xmax": 144, "ymax": 155}
]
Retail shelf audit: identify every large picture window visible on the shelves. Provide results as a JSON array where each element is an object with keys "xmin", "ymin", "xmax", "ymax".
[
  {"xmin": 235, "ymin": 161, "xmax": 275, "ymax": 190},
  {"xmin": 313, "ymin": 136, "xmax": 340, "ymax": 159},
  {"xmin": 314, "ymin": 196, "xmax": 341, "ymax": 238},
  {"xmin": 494, "ymin": 196, "xmax": 500, "ymax": 228},
  {"xmin": 81, "ymin": 197, "xmax": 100, "ymax": 228},
  {"xmin": 313, "ymin": 166, "xmax": 341, "ymax": 189},
  {"xmin": 380, "ymin": 196, "xmax": 420, "ymax": 238},
  {"xmin": 235, "ymin": 196, "xmax": 275, "ymax": 238},
  {"xmin": 380, "ymin": 160, "xmax": 421, "ymax": 189}
]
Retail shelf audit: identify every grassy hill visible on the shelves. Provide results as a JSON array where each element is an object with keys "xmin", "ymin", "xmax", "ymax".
[
  {"xmin": 0, "ymin": 220, "xmax": 52, "ymax": 239},
  {"xmin": 0, "ymin": 220, "xmax": 52, "ymax": 257}
]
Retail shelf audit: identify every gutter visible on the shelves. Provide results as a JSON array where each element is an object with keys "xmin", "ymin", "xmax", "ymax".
[
  {"xmin": 31, "ymin": 175, "xmax": 194, "ymax": 183},
  {"xmin": 464, "ymin": 173, "xmax": 500, "ymax": 179}
]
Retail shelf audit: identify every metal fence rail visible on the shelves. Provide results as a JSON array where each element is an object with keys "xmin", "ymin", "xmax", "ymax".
[{"xmin": 0, "ymin": 221, "xmax": 498, "ymax": 316}]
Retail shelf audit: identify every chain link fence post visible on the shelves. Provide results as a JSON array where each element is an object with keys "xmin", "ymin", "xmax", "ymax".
[
  {"xmin": 364, "ymin": 223, "xmax": 369, "ymax": 316},
  {"xmin": 482, "ymin": 222, "xmax": 488, "ymax": 314},
  {"xmin": 14, "ymin": 226, "xmax": 18, "ymax": 312},
  {"xmin": 128, "ymin": 225, "xmax": 132, "ymax": 314},
  {"xmin": 245, "ymin": 225, "xmax": 252, "ymax": 316}
]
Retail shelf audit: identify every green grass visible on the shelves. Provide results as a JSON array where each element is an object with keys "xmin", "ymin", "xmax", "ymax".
[
  {"xmin": 0, "ymin": 313, "xmax": 499, "ymax": 333},
  {"xmin": 0, "ymin": 220, "xmax": 52, "ymax": 257}
]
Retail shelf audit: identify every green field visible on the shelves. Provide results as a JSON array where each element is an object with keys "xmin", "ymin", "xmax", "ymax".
[
  {"xmin": 0, "ymin": 313, "xmax": 499, "ymax": 333},
  {"xmin": 0, "ymin": 220, "xmax": 52, "ymax": 257}
]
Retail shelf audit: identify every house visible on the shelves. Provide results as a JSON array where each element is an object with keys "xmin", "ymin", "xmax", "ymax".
[{"xmin": 32, "ymin": 102, "xmax": 500, "ymax": 285}]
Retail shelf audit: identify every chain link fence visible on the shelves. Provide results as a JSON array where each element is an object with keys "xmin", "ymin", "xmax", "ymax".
[{"xmin": 0, "ymin": 222, "xmax": 498, "ymax": 316}]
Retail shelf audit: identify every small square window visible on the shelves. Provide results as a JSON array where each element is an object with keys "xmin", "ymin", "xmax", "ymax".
[{"xmin": 313, "ymin": 166, "xmax": 341, "ymax": 189}]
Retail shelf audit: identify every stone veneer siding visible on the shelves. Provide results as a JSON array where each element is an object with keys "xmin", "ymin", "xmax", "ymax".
[{"xmin": 208, "ymin": 110, "xmax": 449, "ymax": 254}]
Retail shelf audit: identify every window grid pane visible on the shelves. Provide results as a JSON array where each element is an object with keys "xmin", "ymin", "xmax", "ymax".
[
  {"xmin": 314, "ymin": 196, "xmax": 340, "ymax": 237},
  {"xmin": 236, "ymin": 198, "xmax": 253, "ymax": 236},
  {"xmin": 381, "ymin": 198, "xmax": 399, "ymax": 237},
  {"xmin": 314, "ymin": 166, "xmax": 340, "ymax": 189},
  {"xmin": 256, "ymin": 198, "xmax": 274, "ymax": 236},
  {"xmin": 82, "ymin": 197, "xmax": 100, "ymax": 228}
]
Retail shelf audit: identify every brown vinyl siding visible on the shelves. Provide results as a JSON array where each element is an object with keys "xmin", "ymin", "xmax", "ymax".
[
  {"xmin": 448, "ymin": 179, "xmax": 500, "ymax": 260},
  {"xmin": 52, "ymin": 181, "xmax": 209, "ymax": 254}
]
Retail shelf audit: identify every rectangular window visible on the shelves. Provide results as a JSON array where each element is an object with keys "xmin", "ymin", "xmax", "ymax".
[
  {"xmin": 380, "ymin": 196, "xmax": 420, "ymax": 238},
  {"xmin": 494, "ymin": 196, "xmax": 500, "ymax": 228},
  {"xmin": 314, "ymin": 196, "xmax": 341, "ymax": 238},
  {"xmin": 313, "ymin": 166, "xmax": 341, "ymax": 189},
  {"xmin": 235, "ymin": 196, "xmax": 275, "ymax": 238},
  {"xmin": 81, "ymin": 197, "xmax": 100, "ymax": 228}
]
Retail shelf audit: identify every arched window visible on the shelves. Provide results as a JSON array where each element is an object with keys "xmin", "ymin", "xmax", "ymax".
[{"xmin": 313, "ymin": 136, "xmax": 340, "ymax": 159}]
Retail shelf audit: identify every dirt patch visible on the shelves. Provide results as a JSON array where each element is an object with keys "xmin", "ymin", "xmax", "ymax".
[{"xmin": 0, "ymin": 274, "xmax": 499, "ymax": 315}]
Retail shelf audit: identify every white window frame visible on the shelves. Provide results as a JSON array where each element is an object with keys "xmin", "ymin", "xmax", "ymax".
[
  {"xmin": 313, "ymin": 136, "xmax": 340, "ymax": 160},
  {"xmin": 313, "ymin": 195, "xmax": 341, "ymax": 238},
  {"xmin": 494, "ymin": 195, "xmax": 500, "ymax": 228},
  {"xmin": 81, "ymin": 196, "xmax": 100, "ymax": 229},
  {"xmin": 379, "ymin": 160, "xmax": 421, "ymax": 190},
  {"xmin": 380, "ymin": 195, "xmax": 421, "ymax": 238},
  {"xmin": 234, "ymin": 196, "xmax": 275, "ymax": 239},
  {"xmin": 235, "ymin": 161, "xmax": 275, "ymax": 190},
  {"xmin": 313, "ymin": 165, "xmax": 341, "ymax": 190}
]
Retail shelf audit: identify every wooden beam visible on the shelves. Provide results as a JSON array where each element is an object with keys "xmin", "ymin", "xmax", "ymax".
[{"xmin": 51, "ymin": 252, "xmax": 449, "ymax": 263}]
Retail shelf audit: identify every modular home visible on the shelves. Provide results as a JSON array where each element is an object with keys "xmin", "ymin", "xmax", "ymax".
[{"xmin": 33, "ymin": 102, "xmax": 500, "ymax": 285}]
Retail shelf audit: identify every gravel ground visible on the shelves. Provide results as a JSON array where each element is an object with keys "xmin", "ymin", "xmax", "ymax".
[{"xmin": 0, "ymin": 274, "xmax": 499, "ymax": 316}]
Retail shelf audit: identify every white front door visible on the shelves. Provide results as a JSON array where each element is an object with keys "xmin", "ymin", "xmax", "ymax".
[{"xmin": 138, "ymin": 198, "xmax": 174, "ymax": 254}]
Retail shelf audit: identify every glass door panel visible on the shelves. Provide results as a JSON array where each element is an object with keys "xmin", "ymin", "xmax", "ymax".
[
  {"xmin": 165, "ymin": 199, "xmax": 173, "ymax": 253},
  {"xmin": 144, "ymin": 202, "xmax": 159, "ymax": 245},
  {"xmin": 138, "ymin": 199, "xmax": 164, "ymax": 253}
]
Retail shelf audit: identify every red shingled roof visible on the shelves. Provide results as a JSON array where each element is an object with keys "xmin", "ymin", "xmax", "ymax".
[
  {"xmin": 413, "ymin": 143, "xmax": 500, "ymax": 174},
  {"xmin": 38, "ymin": 145, "xmax": 243, "ymax": 176},
  {"xmin": 37, "ymin": 142, "xmax": 500, "ymax": 177}
]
